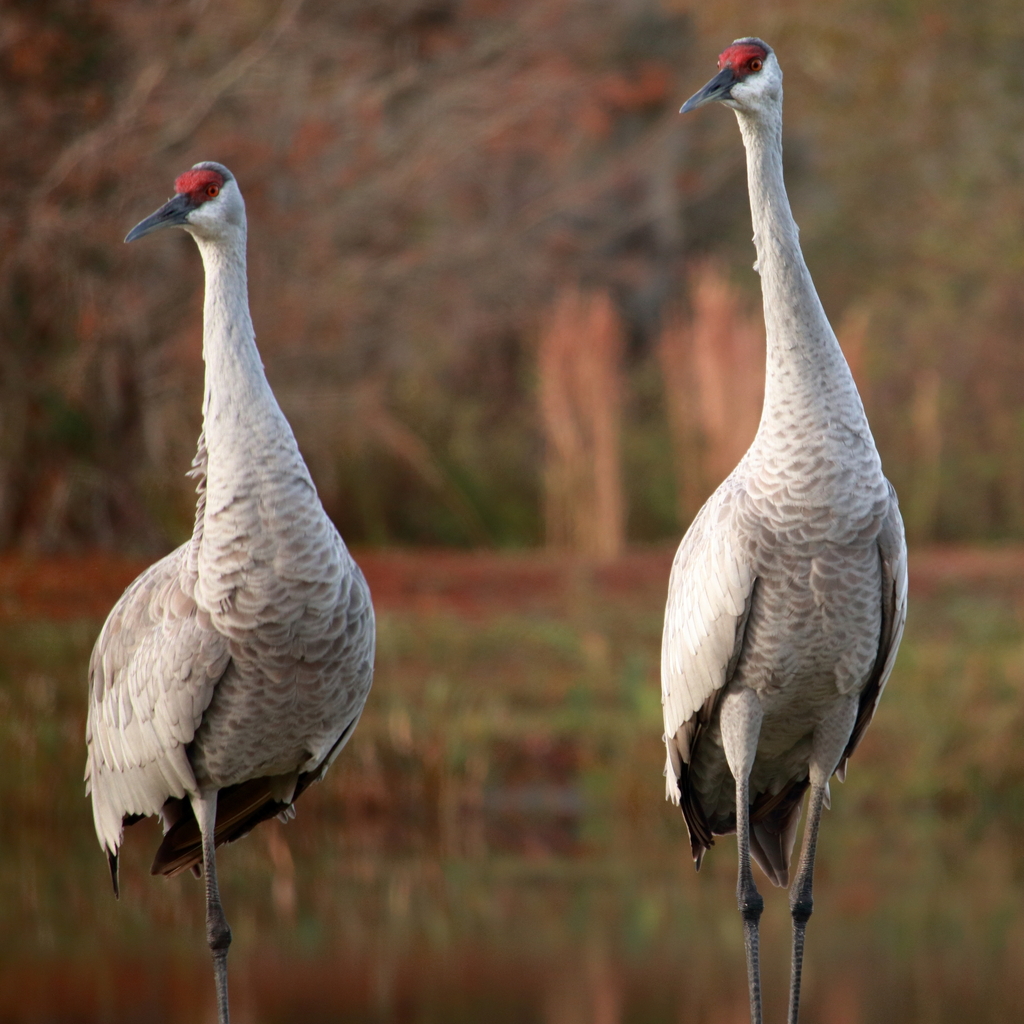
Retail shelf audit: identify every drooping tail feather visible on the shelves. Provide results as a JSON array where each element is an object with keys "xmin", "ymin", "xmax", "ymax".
[
  {"xmin": 678, "ymin": 760, "xmax": 715, "ymax": 870},
  {"xmin": 749, "ymin": 778, "xmax": 808, "ymax": 887},
  {"xmin": 151, "ymin": 772, "xmax": 316, "ymax": 877},
  {"xmin": 108, "ymin": 850, "xmax": 119, "ymax": 899},
  {"xmin": 151, "ymin": 719, "xmax": 359, "ymax": 877},
  {"xmin": 678, "ymin": 755, "xmax": 809, "ymax": 886}
]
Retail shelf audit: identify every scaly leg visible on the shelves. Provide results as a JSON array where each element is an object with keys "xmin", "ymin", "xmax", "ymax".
[
  {"xmin": 786, "ymin": 776, "xmax": 826, "ymax": 1024},
  {"xmin": 788, "ymin": 697, "xmax": 858, "ymax": 1024},
  {"xmin": 720, "ymin": 688, "xmax": 765, "ymax": 1024},
  {"xmin": 193, "ymin": 790, "xmax": 231, "ymax": 1024}
]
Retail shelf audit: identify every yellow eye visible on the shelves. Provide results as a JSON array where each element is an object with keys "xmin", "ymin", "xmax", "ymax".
[
  {"xmin": 206, "ymin": 183, "xmax": 220, "ymax": 198},
  {"xmin": 750, "ymin": 58, "xmax": 763, "ymax": 72}
]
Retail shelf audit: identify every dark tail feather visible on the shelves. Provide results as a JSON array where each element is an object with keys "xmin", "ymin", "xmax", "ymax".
[
  {"xmin": 108, "ymin": 850, "xmax": 119, "ymax": 899},
  {"xmin": 151, "ymin": 772, "xmax": 316, "ymax": 878},
  {"xmin": 152, "ymin": 725, "xmax": 356, "ymax": 877},
  {"xmin": 678, "ymin": 761, "xmax": 715, "ymax": 870},
  {"xmin": 749, "ymin": 778, "xmax": 808, "ymax": 887},
  {"xmin": 107, "ymin": 812, "xmax": 148, "ymax": 898}
]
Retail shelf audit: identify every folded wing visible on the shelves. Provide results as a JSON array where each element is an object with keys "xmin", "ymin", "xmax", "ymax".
[
  {"xmin": 661, "ymin": 483, "xmax": 757, "ymax": 862},
  {"xmin": 837, "ymin": 481, "xmax": 908, "ymax": 779},
  {"xmin": 85, "ymin": 545, "xmax": 230, "ymax": 858}
]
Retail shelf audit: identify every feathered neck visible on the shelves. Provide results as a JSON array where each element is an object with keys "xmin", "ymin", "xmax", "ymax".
[
  {"xmin": 192, "ymin": 230, "xmax": 272, "ymax": 429},
  {"xmin": 735, "ymin": 102, "xmax": 868, "ymax": 441}
]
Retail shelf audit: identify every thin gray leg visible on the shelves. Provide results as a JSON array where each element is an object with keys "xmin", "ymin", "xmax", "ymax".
[
  {"xmin": 720, "ymin": 688, "xmax": 765, "ymax": 1024},
  {"xmin": 788, "ymin": 697, "xmax": 857, "ymax": 1024},
  {"xmin": 193, "ymin": 790, "xmax": 231, "ymax": 1024},
  {"xmin": 787, "ymin": 778, "xmax": 826, "ymax": 1024},
  {"xmin": 736, "ymin": 771, "xmax": 765, "ymax": 1024}
]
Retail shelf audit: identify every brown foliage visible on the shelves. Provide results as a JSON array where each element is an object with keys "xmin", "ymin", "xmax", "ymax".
[
  {"xmin": 0, "ymin": 0, "xmax": 694, "ymax": 550},
  {"xmin": 659, "ymin": 264, "xmax": 764, "ymax": 519},
  {"xmin": 539, "ymin": 288, "xmax": 624, "ymax": 557},
  {"xmin": 8, "ymin": 0, "xmax": 1024, "ymax": 548}
]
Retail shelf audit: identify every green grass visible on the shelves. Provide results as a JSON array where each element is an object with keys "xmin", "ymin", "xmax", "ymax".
[{"xmin": 3, "ymin": 571, "xmax": 1024, "ymax": 1021}]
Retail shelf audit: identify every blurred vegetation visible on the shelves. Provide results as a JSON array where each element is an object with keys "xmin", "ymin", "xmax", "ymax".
[
  {"xmin": 4, "ymin": 0, "xmax": 1024, "ymax": 551},
  {"xmin": 6, "ymin": 552, "xmax": 1024, "ymax": 1019}
]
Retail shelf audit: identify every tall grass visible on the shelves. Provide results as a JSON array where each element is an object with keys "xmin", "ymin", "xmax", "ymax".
[
  {"xmin": 5, "ymin": 550, "xmax": 1024, "ymax": 1020},
  {"xmin": 539, "ymin": 288, "xmax": 625, "ymax": 557},
  {"xmin": 659, "ymin": 263, "xmax": 764, "ymax": 520},
  {"xmin": 7, "ymin": 0, "xmax": 1024, "ymax": 550}
]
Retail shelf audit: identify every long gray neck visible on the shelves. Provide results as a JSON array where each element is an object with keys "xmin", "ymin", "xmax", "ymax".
[
  {"xmin": 736, "ymin": 103, "xmax": 869, "ymax": 444},
  {"xmin": 194, "ymin": 229, "xmax": 275, "ymax": 430},
  {"xmin": 192, "ymin": 228, "xmax": 309, "ymax": 514}
]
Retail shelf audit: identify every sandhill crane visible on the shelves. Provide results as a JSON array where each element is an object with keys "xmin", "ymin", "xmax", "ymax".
[
  {"xmin": 85, "ymin": 162, "xmax": 375, "ymax": 1024},
  {"xmin": 662, "ymin": 41, "xmax": 907, "ymax": 1024}
]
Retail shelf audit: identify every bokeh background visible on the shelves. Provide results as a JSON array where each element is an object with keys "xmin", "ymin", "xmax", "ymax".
[{"xmin": 5, "ymin": 0, "xmax": 1024, "ymax": 1021}]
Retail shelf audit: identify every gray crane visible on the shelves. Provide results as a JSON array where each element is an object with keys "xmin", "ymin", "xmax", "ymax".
[
  {"xmin": 662, "ymin": 40, "xmax": 907, "ymax": 1024},
  {"xmin": 85, "ymin": 162, "xmax": 375, "ymax": 1024}
]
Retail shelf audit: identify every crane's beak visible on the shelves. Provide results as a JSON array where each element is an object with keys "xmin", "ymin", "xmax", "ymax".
[
  {"xmin": 124, "ymin": 193, "xmax": 192, "ymax": 243},
  {"xmin": 680, "ymin": 67, "xmax": 737, "ymax": 113}
]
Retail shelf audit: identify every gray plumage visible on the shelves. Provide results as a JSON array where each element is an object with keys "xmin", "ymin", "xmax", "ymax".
[
  {"xmin": 85, "ymin": 162, "xmax": 374, "ymax": 1023},
  {"xmin": 664, "ymin": 42, "xmax": 906, "ymax": 1024}
]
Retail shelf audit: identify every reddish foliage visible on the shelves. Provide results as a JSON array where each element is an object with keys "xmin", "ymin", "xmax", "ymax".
[
  {"xmin": 0, "ymin": 0, "xmax": 695, "ymax": 551},
  {"xmin": 0, "ymin": 545, "xmax": 1017, "ymax": 622}
]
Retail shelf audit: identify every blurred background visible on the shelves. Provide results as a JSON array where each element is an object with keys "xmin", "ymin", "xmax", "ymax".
[{"xmin": 5, "ymin": 0, "xmax": 1024, "ymax": 1021}]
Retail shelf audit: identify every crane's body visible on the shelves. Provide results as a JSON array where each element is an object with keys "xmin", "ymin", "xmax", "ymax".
[
  {"xmin": 85, "ymin": 163, "xmax": 374, "ymax": 1023},
  {"xmin": 666, "ymin": 469, "xmax": 898, "ymax": 876},
  {"xmin": 662, "ymin": 41, "xmax": 906, "ymax": 1024}
]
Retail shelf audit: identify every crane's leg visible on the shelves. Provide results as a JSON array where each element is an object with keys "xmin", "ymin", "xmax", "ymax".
[
  {"xmin": 786, "ymin": 775, "xmax": 825, "ymax": 1024},
  {"xmin": 193, "ymin": 790, "xmax": 232, "ymax": 1024},
  {"xmin": 720, "ymin": 688, "xmax": 765, "ymax": 1024},
  {"xmin": 787, "ymin": 698, "xmax": 858, "ymax": 1024}
]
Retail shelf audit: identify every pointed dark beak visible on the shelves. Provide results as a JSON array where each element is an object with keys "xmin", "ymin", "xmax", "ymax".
[
  {"xmin": 680, "ymin": 67, "xmax": 737, "ymax": 113},
  {"xmin": 124, "ymin": 193, "xmax": 192, "ymax": 243}
]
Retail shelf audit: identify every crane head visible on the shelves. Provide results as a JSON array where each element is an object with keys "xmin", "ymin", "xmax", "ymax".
[
  {"xmin": 125, "ymin": 162, "xmax": 243, "ymax": 243},
  {"xmin": 680, "ymin": 38, "xmax": 779, "ymax": 115}
]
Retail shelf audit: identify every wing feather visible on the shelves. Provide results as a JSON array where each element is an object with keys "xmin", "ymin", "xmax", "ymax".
[
  {"xmin": 836, "ymin": 480, "xmax": 908, "ymax": 779},
  {"xmin": 661, "ymin": 483, "xmax": 757, "ymax": 808},
  {"xmin": 84, "ymin": 544, "xmax": 230, "ymax": 856}
]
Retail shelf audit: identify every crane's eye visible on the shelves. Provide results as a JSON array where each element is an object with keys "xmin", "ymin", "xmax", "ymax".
[
  {"xmin": 206, "ymin": 183, "xmax": 220, "ymax": 198},
  {"xmin": 750, "ymin": 58, "xmax": 763, "ymax": 72}
]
